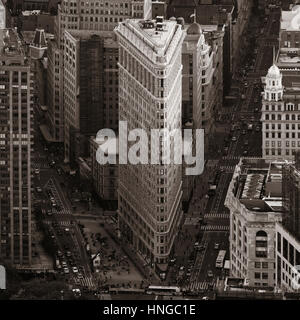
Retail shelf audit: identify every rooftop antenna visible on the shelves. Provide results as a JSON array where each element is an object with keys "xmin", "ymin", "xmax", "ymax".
[
  {"xmin": 190, "ymin": 8, "xmax": 197, "ymax": 23},
  {"xmin": 193, "ymin": 0, "xmax": 197, "ymax": 23},
  {"xmin": 273, "ymin": 46, "xmax": 276, "ymax": 65}
]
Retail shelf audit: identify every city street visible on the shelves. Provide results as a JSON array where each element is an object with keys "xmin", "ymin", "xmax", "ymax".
[{"xmin": 168, "ymin": 6, "xmax": 281, "ymax": 296}]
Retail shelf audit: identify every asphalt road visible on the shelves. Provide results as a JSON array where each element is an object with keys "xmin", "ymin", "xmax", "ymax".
[
  {"xmin": 32, "ymin": 109, "xmax": 96, "ymax": 290},
  {"xmin": 182, "ymin": 7, "xmax": 281, "ymax": 294}
]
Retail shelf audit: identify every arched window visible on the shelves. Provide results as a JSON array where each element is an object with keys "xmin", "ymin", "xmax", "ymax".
[
  {"xmin": 256, "ymin": 230, "xmax": 268, "ymax": 258},
  {"xmin": 286, "ymin": 114, "xmax": 289, "ymax": 121},
  {"xmin": 256, "ymin": 230, "xmax": 267, "ymax": 237}
]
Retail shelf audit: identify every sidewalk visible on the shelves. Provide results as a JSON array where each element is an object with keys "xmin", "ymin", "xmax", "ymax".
[
  {"xmin": 77, "ymin": 218, "xmax": 145, "ymax": 289},
  {"xmin": 104, "ymin": 224, "xmax": 161, "ymax": 285}
]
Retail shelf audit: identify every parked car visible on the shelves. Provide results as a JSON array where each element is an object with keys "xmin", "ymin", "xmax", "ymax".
[
  {"xmin": 63, "ymin": 267, "xmax": 69, "ymax": 274},
  {"xmin": 72, "ymin": 267, "xmax": 79, "ymax": 273},
  {"xmin": 61, "ymin": 261, "xmax": 67, "ymax": 267},
  {"xmin": 35, "ymin": 187, "xmax": 42, "ymax": 193}
]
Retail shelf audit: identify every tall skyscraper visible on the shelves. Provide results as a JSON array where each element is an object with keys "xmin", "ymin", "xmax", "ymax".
[
  {"xmin": 46, "ymin": 0, "xmax": 152, "ymax": 158},
  {"xmin": 115, "ymin": 18, "xmax": 185, "ymax": 270},
  {"xmin": 63, "ymin": 30, "xmax": 118, "ymax": 163},
  {"xmin": 0, "ymin": 29, "xmax": 33, "ymax": 266}
]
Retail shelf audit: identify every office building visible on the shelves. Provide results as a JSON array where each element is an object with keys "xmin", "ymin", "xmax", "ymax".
[
  {"xmin": 7, "ymin": 0, "xmax": 60, "ymax": 14},
  {"xmin": 181, "ymin": 20, "xmax": 216, "ymax": 201},
  {"xmin": 115, "ymin": 18, "xmax": 185, "ymax": 271},
  {"xmin": 261, "ymin": 60, "xmax": 300, "ymax": 161},
  {"xmin": 276, "ymin": 156, "xmax": 300, "ymax": 291},
  {"xmin": 46, "ymin": 0, "xmax": 152, "ymax": 152},
  {"xmin": 63, "ymin": 30, "xmax": 119, "ymax": 163},
  {"xmin": 166, "ymin": 0, "xmax": 253, "ymax": 94},
  {"xmin": 277, "ymin": 5, "xmax": 300, "ymax": 71},
  {"xmin": 225, "ymin": 158, "xmax": 284, "ymax": 288},
  {"xmin": 0, "ymin": 28, "xmax": 33, "ymax": 266}
]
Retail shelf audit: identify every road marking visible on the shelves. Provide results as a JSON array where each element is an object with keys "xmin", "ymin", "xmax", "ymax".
[
  {"xmin": 204, "ymin": 213, "xmax": 229, "ymax": 219},
  {"xmin": 200, "ymin": 225, "xmax": 229, "ymax": 231}
]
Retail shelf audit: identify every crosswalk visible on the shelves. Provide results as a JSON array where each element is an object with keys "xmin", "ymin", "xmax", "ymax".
[
  {"xmin": 184, "ymin": 217, "xmax": 201, "ymax": 226},
  {"xmin": 222, "ymin": 156, "xmax": 241, "ymax": 161},
  {"xmin": 58, "ymin": 220, "xmax": 72, "ymax": 226},
  {"xmin": 44, "ymin": 220, "xmax": 71, "ymax": 226},
  {"xmin": 78, "ymin": 276, "xmax": 95, "ymax": 289},
  {"xmin": 204, "ymin": 213, "xmax": 229, "ymax": 219},
  {"xmin": 222, "ymin": 156, "xmax": 261, "ymax": 161},
  {"xmin": 52, "ymin": 208, "xmax": 72, "ymax": 215},
  {"xmin": 32, "ymin": 159, "xmax": 50, "ymax": 169},
  {"xmin": 188, "ymin": 281, "xmax": 216, "ymax": 292},
  {"xmin": 200, "ymin": 225, "xmax": 229, "ymax": 231},
  {"xmin": 219, "ymin": 165, "xmax": 236, "ymax": 172}
]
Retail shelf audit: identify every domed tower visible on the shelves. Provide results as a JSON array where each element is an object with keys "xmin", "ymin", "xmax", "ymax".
[
  {"xmin": 261, "ymin": 48, "xmax": 287, "ymax": 161},
  {"xmin": 264, "ymin": 63, "xmax": 283, "ymax": 102},
  {"xmin": 187, "ymin": 22, "xmax": 202, "ymax": 36}
]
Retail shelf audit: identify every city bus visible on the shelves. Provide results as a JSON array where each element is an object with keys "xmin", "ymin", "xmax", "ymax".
[
  {"xmin": 146, "ymin": 285, "xmax": 181, "ymax": 296},
  {"xmin": 216, "ymin": 250, "xmax": 226, "ymax": 269}
]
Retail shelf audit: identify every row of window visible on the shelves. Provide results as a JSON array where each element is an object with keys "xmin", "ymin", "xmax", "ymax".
[
  {"xmin": 265, "ymin": 141, "xmax": 300, "ymax": 148},
  {"xmin": 265, "ymin": 149, "xmax": 297, "ymax": 156},
  {"xmin": 264, "ymin": 114, "xmax": 300, "ymax": 121},
  {"xmin": 265, "ymin": 132, "xmax": 300, "ymax": 139}
]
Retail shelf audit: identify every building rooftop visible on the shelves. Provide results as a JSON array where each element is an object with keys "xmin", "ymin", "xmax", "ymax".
[
  {"xmin": 167, "ymin": 1, "xmax": 234, "ymax": 25},
  {"xmin": 230, "ymin": 158, "xmax": 288, "ymax": 213},
  {"xmin": 115, "ymin": 17, "xmax": 184, "ymax": 64},
  {"xmin": 281, "ymin": 6, "xmax": 300, "ymax": 31},
  {"xmin": 0, "ymin": 29, "xmax": 24, "ymax": 59},
  {"xmin": 278, "ymin": 51, "xmax": 300, "ymax": 65},
  {"xmin": 127, "ymin": 18, "xmax": 179, "ymax": 51},
  {"xmin": 67, "ymin": 29, "xmax": 115, "ymax": 41},
  {"xmin": 282, "ymin": 72, "xmax": 300, "ymax": 92},
  {"xmin": 66, "ymin": 30, "xmax": 117, "ymax": 47}
]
